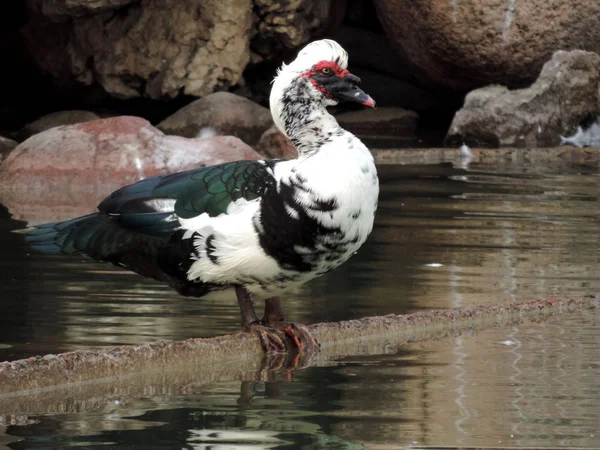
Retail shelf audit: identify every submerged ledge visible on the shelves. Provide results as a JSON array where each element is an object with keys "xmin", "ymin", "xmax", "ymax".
[{"xmin": 0, "ymin": 294, "xmax": 598, "ymax": 418}]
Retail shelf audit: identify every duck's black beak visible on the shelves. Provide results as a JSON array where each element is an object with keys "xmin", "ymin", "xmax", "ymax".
[
  {"xmin": 312, "ymin": 71, "xmax": 376, "ymax": 107},
  {"xmin": 332, "ymin": 73, "xmax": 376, "ymax": 107}
]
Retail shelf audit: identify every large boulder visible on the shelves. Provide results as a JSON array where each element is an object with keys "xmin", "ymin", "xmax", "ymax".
[
  {"xmin": 20, "ymin": 0, "xmax": 343, "ymax": 100},
  {"xmin": 0, "ymin": 116, "xmax": 261, "ymax": 223},
  {"xmin": 157, "ymin": 92, "xmax": 273, "ymax": 146},
  {"xmin": 22, "ymin": 0, "xmax": 253, "ymax": 99},
  {"xmin": 445, "ymin": 51, "xmax": 600, "ymax": 148},
  {"xmin": 373, "ymin": 0, "xmax": 600, "ymax": 90}
]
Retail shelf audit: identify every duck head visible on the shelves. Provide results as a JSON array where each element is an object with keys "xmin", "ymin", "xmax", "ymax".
[{"xmin": 270, "ymin": 39, "xmax": 375, "ymax": 138}]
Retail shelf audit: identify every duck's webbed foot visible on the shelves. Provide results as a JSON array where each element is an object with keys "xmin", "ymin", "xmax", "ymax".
[
  {"xmin": 235, "ymin": 287, "xmax": 319, "ymax": 355},
  {"xmin": 236, "ymin": 286, "xmax": 288, "ymax": 354},
  {"xmin": 247, "ymin": 322, "xmax": 288, "ymax": 353},
  {"xmin": 262, "ymin": 297, "xmax": 320, "ymax": 355}
]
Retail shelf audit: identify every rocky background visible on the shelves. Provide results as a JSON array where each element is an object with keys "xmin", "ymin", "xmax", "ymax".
[{"xmin": 1, "ymin": 0, "xmax": 600, "ymax": 220}]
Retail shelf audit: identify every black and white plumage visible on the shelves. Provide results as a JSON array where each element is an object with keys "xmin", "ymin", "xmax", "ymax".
[{"xmin": 25, "ymin": 39, "xmax": 379, "ymax": 352}]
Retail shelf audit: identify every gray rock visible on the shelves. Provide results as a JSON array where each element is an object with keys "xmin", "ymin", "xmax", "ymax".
[
  {"xmin": 23, "ymin": 110, "xmax": 101, "ymax": 138},
  {"xmin": 446, "ymin": 51, "xmax": 600, "ymax": 148},
  {"xmin": 157, "ymin": 92, "xmax": 273, "ymax": 146}
]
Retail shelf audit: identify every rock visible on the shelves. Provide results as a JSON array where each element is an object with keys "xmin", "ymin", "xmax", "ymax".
[
  {"xmin": 22, "ymin": 110, "xmax": 101, "ymax": 138},
  {"xmin": 0, "ymin": 136, "xmax": 18, "ymax": 165},
  {"xmin": 445, "ymin": 51, "xmax": 600, "ymax": 148},
  {"xmin": 21, "ymin": 0, "xmax": 341, "ymax": 100},
  {"xmin": 157, "ymin": 92, "xmax": 273, "ymax": 146},
  {"xmin": 335, "ymin": 107, "xmax": 418, "ymax": 138},
  {"xmin": 255, "ymin": 125, "xmax": 297, "ymax": 160},
  {"xmin": 22, "ymin": 0, "xmax": 253, "ymax": 99},
  {"xmin": 373, "ymin": 0, "xmax": 600, "ymax": 90},
  {"xmin": 251, "ymin": 0, "xmax": 344, "ymax": 60},
  {"xmin": 0, "ymin": 116, "xmax": 261, "ymax": 223}
]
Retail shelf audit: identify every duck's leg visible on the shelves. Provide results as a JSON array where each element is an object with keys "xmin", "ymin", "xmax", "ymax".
[
  {"xmin": 262, "ymin": 297, "xmax": 320, "ymax": 353},
  {"xmin": 263, "ymin": 297, "xmax": 285, "ymax": 323},
  {"xmin": 235, "ymin": 285, "xmax": 287, "ymax": 353}
]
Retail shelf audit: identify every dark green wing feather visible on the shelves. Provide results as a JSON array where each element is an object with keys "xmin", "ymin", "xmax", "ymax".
[{"xmin": 100, "ymin": 159, "xmax": 278, "ymax": 220}]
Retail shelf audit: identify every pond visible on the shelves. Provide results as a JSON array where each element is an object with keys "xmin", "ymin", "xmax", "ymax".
[{"xmin": 1, "ymin": 152, "xmax": 600, "ymax": 448}]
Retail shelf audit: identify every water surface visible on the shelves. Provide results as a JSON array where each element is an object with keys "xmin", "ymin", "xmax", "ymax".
[{"xmin": 1, "ymin": 157, "xmax": 600, "ymax": 448}]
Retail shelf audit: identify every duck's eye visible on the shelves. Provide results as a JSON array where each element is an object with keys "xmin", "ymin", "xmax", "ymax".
[{"xmin": 320, "ymin": 67, "xmax": 332, "ymax": 75}]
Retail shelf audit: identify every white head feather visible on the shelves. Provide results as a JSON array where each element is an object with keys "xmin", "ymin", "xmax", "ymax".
[{"xmin": 269, "ymin": 39, "xmax": 349, "ymax": 137}]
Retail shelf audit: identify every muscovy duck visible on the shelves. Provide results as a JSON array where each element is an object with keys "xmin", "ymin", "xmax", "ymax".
[{"xmin": 25, "ymin": 39, "xmax": 379, "ymax": 353}]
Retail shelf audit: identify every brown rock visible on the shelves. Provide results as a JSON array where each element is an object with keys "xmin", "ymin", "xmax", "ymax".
[
  {"xmin": 157, "ymin": 92, "xmax": 273, "ymax": 146},
  {"xmin": 335, "ymin": 107, "xmax": 418, "ymax": 138},
  {"xmin": 22, "ymin": 0, "xmax": 253, "ymax": 99},
  {"xmin": 251, "ymin": 0, "xmax": 344, "ymax": 60},
  {"xmin": 255, "ymin": 125, "xmax": 297, "ymax": 160},
  {"xmin": 0, "ymin": 136, "xmax": 18, "ymax": 165},
  {"xmin": 373, "ymin": 0, "xmax": 600, "ymax": 90},
  {"xmin": 0, "ymin": 116, "xmax": 261, "ymax": 223},
  {"xmin": 22, "ymin": 110, "xmax": 101, "ymax": 138},
  {"xmin": 445, "ymin": 51, "xmax": 600, "ymax": 148}
]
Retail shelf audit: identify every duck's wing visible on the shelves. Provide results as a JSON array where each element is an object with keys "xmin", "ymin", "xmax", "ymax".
[
  {"xmin": 98, "ymin": 159, "xmax": 278, "ymax": 236},
  {"xmin": 25, "ymin": 159, "xmax": 279, "ymax": 257}
]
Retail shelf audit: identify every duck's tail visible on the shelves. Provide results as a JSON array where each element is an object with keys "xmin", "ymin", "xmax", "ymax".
[{"xmin": 23, "ymin": 214, "xmax": 112, "ymax": 255}]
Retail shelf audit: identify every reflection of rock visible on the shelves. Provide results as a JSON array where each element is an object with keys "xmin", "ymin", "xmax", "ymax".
[
  {"xmin": 23, "ymin": 0, "xmax": 253, "ymax": 99},
  {"xmin": 157, "ymin": 92, "xmax": 273, "ymax": 146},
  {"xmin": 446, "ymin": 51, "xmax": 600, "ymax": 148},
  {"xmin": 0, "ymin": 136, "xmax": 18, "ymax": 164},
  {"xmin": 22, "ymin": 110, "xmax": 100, "ymax": 138},
  {"xmin": 336, "ymin": 107, "xmax": 418, "ymax": 139},
  {"xmin": 0, "ymin": 116, "xmax": 261, "ymax": 224},
  {"xmin": 373, "ymin": 0, "xmax": 600, "ymax": 90},
  {"xmin": 255, "ymin": 125, "xmax": 297, "ymax": 160}
]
